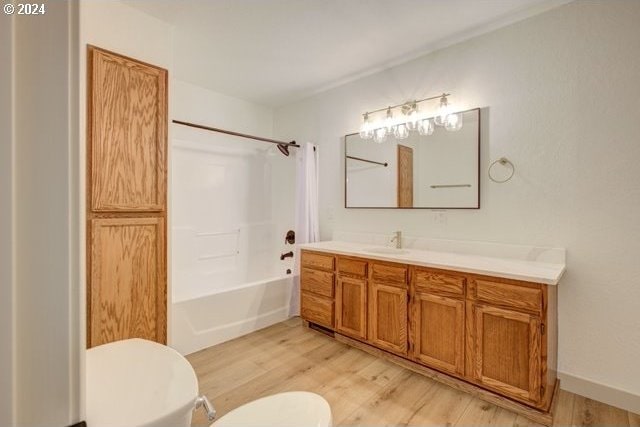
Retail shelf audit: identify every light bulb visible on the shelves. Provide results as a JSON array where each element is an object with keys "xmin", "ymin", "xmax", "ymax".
[
  {"xmin": 359, "ymin": 113, "xmax": 374, "ymax": 139},
  {"xmin": 383, "ymin": 107, "xmax": 396, "ymax": 134},
  {"xmin": 445, "ymin": 112, "xmax": 463, "ymax": 132},
  {"xmin": 418, "ymin": 118, "xmax": 434, "ymax": 136},
  {"xmin": 434, "ymin": 94, "xmax": 452, "ymax": 126},
  {"xmin": 374, "ymin": 127, "xmax": 387, "ymax": 144},
  {"xmin": 405, "ymin": 102, "xmax": 419, "ymax": 131},
  {"xmin": 394, "ymin": 123, "xmax": 409, "ymax": 139}
]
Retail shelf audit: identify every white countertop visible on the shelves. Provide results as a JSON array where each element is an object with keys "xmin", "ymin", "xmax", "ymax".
[{"xmin": 299, "ymin": 240, "xmax": 565, "ymax": 285}]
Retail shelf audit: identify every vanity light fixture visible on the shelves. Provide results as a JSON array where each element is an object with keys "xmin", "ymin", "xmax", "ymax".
[{"xmin": 359, "ymin": 93, "xmax": 463, "ymax": 141}]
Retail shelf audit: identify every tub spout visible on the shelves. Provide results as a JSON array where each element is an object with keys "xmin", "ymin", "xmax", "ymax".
[{"xmin": 280, "ymin": 251, "xmax": 294, "ymax": 260}]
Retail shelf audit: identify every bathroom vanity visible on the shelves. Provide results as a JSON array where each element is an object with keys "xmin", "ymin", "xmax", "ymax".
[{"xmin": 299, "ymin": 241, "xmax": 564, "ymax": 425}]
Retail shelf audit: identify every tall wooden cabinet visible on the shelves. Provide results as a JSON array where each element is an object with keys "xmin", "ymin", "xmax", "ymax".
[
  {"xmin": 300, "ymin": 249, "xmax": 559, "ymax": 425},
  {"xmin": 87, "ymin": 46, "xmax": 168, "ymax": 348}
]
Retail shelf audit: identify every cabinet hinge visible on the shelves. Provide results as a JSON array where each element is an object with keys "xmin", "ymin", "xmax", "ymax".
[{"xmin": 541, "ymin": 323, "xmax": 546, "ymax": 335}]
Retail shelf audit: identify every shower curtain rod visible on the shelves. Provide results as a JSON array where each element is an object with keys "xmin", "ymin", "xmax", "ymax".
[{"xmin": 172, "ymin": 119, "xmax": 300, "ymax": 147}]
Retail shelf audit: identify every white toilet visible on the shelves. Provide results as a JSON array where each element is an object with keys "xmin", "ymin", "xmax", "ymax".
[{"xmin": 86, "ymin": 339, "xmax": 332, "ymax": 427}]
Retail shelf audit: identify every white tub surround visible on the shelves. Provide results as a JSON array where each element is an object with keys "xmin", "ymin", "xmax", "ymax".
[{"xmin": 299, "ymin": 240, "xmax": 565, "ymax": 285}]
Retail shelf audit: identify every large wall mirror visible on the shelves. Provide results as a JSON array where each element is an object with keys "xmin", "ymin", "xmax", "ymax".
[{"xmin": 345, "ymin": 108, "xmax": 480, "ymax": 209}]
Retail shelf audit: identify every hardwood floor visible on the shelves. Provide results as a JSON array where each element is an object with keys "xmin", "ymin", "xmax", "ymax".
[{"xmin": 188, "ymin": 318, "xmax": 637, "ymax": 426}]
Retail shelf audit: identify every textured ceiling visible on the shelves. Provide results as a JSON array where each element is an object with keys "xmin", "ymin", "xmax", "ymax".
[{"xmin": 125, "ymin": 0, "xmax": 570, "ymax": 106}]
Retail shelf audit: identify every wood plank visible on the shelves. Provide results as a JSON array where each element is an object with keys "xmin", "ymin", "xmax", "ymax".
[
  {"xmin": 406, "ymin": 381, "xmax": 474, "ymax": 426},
  {"xmin": 341, "ymin": 370, "xmax": 435, "ymax": 425},
  {"xmin": 335, "ymin": 333, "xmax": 555, "ymax": 426},
  {"xmin": 455, "ymin": 398, "xmax": 518, "ymax": 426},
  {"xmin": 551, "ymin": 389, "xmax": 575, "ymax": 426},
  {"xmin": 572, "ymin": 394, "xmax": 630, "ymax": 427},
  {"xmin": 188, "ymin": 320, "xmax": 633, "ymax": 427}
]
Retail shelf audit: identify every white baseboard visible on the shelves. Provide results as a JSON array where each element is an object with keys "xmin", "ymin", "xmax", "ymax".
[{"xmin": 559, "ymin": 371, "xmax": 640, "ymax": 414}]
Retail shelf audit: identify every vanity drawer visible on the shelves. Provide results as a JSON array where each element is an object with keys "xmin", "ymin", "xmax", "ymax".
[
  {"xmin": 415, "ymin": 270, "xmax": 465, "ymax": 296},
  {"xmin": 471, "ymin": 279, "xmax": 542, "ymax": 313},
  {"xmin": 301, "ymin": 268, "xmax": 334, "ymax": 298},
  {"xmin": 337, "ymin": 257, "xmax": 367, "ymax": 277},
  {"xmin": 370, "ymin": 262, "xmax": 408, "ymax": 287},
  {"xmin": 301, "ymin": 292, "xmax": 334, "ymax": 328},
  {"xmin": 301, "ymin": 251, "xmax": 335, "ymax": 271}
]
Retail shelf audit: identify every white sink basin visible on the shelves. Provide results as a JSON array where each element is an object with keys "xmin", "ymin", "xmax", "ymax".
[{"xmin": 364, "ymin": 247, "xmax": 410, "ymax": 255}]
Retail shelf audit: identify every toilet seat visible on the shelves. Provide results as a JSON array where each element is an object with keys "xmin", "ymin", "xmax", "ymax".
[{"xmin": 212, "ymin": 391, "xmax": 332, "ymax": 427}]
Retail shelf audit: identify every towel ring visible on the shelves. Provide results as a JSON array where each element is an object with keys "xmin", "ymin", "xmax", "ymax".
[{"xmin": 488, "ymin": 157, "xmax": 515, "ymax": 183}]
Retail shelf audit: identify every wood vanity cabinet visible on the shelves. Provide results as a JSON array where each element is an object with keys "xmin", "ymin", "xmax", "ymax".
[
  {"xmin": 410, "ymin": 269, "xmax": 465, "ymax": 376},
  {"xmin": 299, "ymin": 248, "xmax": 559, "ymax": 425}
]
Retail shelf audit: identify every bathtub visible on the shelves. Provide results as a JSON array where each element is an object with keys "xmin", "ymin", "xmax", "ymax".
[
  {"xmin": 171, "ymin": 270, "xmax": 293, "ymax": 356},
  {"xmin": 170, "ymin": 137, "xmax": 295, "ymax": 356}
]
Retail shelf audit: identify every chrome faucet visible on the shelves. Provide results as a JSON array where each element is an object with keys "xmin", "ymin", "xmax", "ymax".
[{"xmin": 390, "ymin": 231, "xmax": 402, "ymax": 249}]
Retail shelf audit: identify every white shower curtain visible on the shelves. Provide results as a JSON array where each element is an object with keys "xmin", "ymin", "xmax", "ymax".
[{"xmin": 290, "ymin": 142, "xmax": 319, "ymax": 316}]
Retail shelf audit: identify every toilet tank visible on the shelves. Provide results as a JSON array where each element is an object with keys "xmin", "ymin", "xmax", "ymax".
[{"xmin": 86, "ymin": 338, "xmax": 199, "ymax": 427}]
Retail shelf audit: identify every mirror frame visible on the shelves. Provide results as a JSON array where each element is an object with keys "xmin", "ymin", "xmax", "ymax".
[{"xmin": 344, "ymin": 107, "xmax": 481, "ymax": 210}]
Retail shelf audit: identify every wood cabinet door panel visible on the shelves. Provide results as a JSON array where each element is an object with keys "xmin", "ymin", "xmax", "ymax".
[
  {"xmin": 412, "ymin": 293, "xmax": 464, "ymax": 375},
  {"xmin": 335, "ymin": 276, "xmax": 367, "ymax": 340},
  {"xmin": 369, "ymin": 282, "xmax": 408, "ymax": 355},
  {"xmin": 473, "ymin": 304, "xmax": 541, "ymax": 403},
  {"xmin": 89, "ymin": 217, "xmax": 166, "ymax": 347},
  {"xmin": 89, "ymin": 48, "xmax": 167, "ymax": 212}
]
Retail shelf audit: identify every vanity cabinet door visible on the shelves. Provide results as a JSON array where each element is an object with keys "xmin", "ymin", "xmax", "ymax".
[
  {"xmin": 411, "ymin": 292, "xmax": 464, "ymax": 376},
  {"xmin": 335, "ymin": 276, "xmax": 367, "ymax": 340},
  {"xmin": 471, "ymin": 304, "xmax": 542, "ymax": 404},
  {"xmin": 368, "ymin": 281, "xmax": 408, "ymax": 355}
]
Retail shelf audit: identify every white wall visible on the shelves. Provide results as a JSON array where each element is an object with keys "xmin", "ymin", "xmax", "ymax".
[
  {"xmin": 0, "ymin": 11, "xmax": 15, "ymax": 427},
  {"xmin": 274, "ymin": 0, "xmax": 640, "ymax": 412},
  {"xmin": 11, "ymin": 1, "xmax": 81, "ymax": 426}
]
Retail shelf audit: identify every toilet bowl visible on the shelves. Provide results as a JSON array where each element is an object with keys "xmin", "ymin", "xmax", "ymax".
[
  {"xmin": 86, "ymin": 339, "xmax": 332, "ymax": 427},
  {"xmin": 86, "ymin": 339, "xmax": 199, "ymax": 427},
  {"xmin": 212, "ymin": 391, "xmax": 332, "ymax": 427}
]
